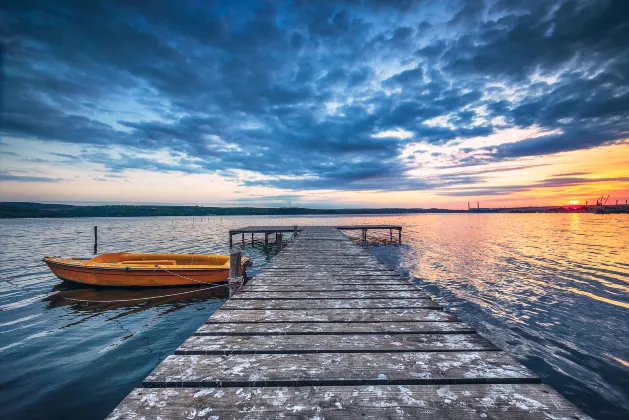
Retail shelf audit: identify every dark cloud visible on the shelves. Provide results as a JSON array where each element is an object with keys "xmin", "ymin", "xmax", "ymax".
[{"xmin": 1, "ymin": 0, "xmax": 628, "ymax": 192}]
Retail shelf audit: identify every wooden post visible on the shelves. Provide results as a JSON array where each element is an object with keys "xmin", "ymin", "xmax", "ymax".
[
  {"xmin": 265, "ymin": 233, "xmax": 269, "ymax": 245},
  {"xmin": 389, "ymin": 228, "xmax": 392, "ymax": 242},
  {"xmin": 229, "ymin": 233, "xmax": 233, "ymax": 248},
  {"xmin": 398, "ymin": 228, "xmax": 402, "ymax": 244},
  {"xmin": 93, "ymin": 226, "xmax": 98, "ymax": 254},
  {"xmin": 251, "ymin": 233, "xmax": 254, "ymax": 245},
  {"xmin": 294, "ymin": 225, "xmax": 298, "ymax": 237},
  {"xmin": 277, "ymin": 233, "xmax": 283, "ymax": 252},
  {"xmin": 228, "ymin": 251, "xmax": 242, "ymax": 298},
  {"xmin": 241, "ymin": 233, "xmax": 244, "ymax": 246}
]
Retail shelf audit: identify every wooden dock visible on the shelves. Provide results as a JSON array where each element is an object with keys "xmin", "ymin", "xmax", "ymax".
[
  {"xmin": 230, "ymin": 224, "xmax": 402, "ymax": 247},
  {"xmin": 108, "ymin": 226, "xmax": 589, "ymax": 419}
]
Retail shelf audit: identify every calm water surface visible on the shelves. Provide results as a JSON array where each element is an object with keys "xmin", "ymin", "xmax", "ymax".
[{"xmin": 0, "ymin": 214, "xmax": 628, "ymax": 419}]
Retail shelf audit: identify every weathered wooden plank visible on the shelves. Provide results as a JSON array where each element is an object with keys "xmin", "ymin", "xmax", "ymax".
[
  {"xmin": 176, "ymin": 334, "xmax": 497, "ymax": 355},
  {"xmin": 242, "ymin": 284, "xmax": 419, "ymax": 291},
  {"xmin": 108, "ymin": 384, "xmax": 591, "ymax": 420},
  {"xmin": 250, "ymin": 275, "xmax": 410, "ymax": 285},
  {"xmin": 143, "ymin": 352, "xmax": 540, "ymax": 387},
  {"xmin": 254, "ymin": 274, "xmax": 407, "ymax": 280},
  {"xmin": 196, "ymin": 322, "xmax": 474, "ymax": 335},
  {"xmin": 221, "ymin": 298, "xmax": 441, "ymax": 310},
  {"xmin": 249, "ymin": 281, "xmax": 415, "ymax": 287},
  {"xmin": 257, "ymin": 271, "xmax": 400, "ymax": 277},
  {"xmin": 207, "ymin": 309, "xmax": 458, "ymax": 323},
  {"xmin": 232, "ymin": 291, "xmax": 429, "ymax": 299},
  {"xmin": 265, "ymin": 262, "xmax": 388, "ymax": 267}
]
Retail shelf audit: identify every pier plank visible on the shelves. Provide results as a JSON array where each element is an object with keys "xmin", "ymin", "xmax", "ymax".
[
  {"xmin": 221, "ymin": 298, "xmax": 441, "ymax": 310},
  {"xmin": 242, "ymin": 284, "xmax": 419, "ymax": 291},
  {"xmin": 176, "ymin": 333, "xmax": 497, "ymax": 354},
  {"xmin": 195, "ymin": 321, "xmax": 474, "ymax": 335},
  {"xmin": 143, "ymin": 352, "xmax": 539, "ymax": 387},
  {"xmin": 206, "ymin": 308, "xmax": 459, "ymax": 323},
  {"xmin": 252, "ymin": 275, "xmax": 409, "ymax": 281},
  {"xmin": 108, "ymin": 384, "xmax": 591, "ymax": 420},
  {"xmin": 231, "ymin": 291, "xmax": 429, "ymax": 299}
]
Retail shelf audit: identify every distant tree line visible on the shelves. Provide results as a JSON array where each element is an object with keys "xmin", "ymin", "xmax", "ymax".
[{"xmin": 0, "ymin": 202, "xmax": 464, "ymax": 218}]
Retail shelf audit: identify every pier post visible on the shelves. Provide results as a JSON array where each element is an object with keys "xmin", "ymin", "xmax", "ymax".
[
  {"xmin": 241, "ymin": 233, "xmax": 244, "ymax": 246},
  {"xmin": 294, "ymin": 225, "xmax": 298, "ymax": 238},
  {"xmin": 389, "ymin": 228, "xmax": 392, "ymax": 242},
  {"xmin": 93, "ymin": 226, "xmax": 98, "ymax": 254},
  {"xmin": 398, "ymin": 228, "xmax": 402, "ymax": 244},
  {"xmin": 228, "ymin": 251, "xmax": 242, "ymax": 298},
  {"xmin": 277, "ymin": 233, "xmax": 283, "ymax": 252},
  {"xmin": 229, "ymin": 233, "xmax": 233, "ymax": 248},
  {"xmin": 265, "ymin": 233, "xmax": 269, "ymax": 246},
  {"xmin": 251, "ymin": 233, "xmax": 254, "ymax": 245}
]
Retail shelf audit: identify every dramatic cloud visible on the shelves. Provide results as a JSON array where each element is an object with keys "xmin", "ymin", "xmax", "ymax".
[{"xmin": 1, "ymin": 0, "xmax": 628, "ymax": 194}]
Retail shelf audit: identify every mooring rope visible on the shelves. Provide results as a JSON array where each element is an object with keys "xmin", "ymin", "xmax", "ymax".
[{"xmin": 155, "ymin": 266, "xmax": 243, "ymax": 286}]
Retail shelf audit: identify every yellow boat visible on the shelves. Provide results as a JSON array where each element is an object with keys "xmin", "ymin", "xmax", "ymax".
[{"xmin": 43, "ymin": 252, "xmax": 251, "ymax": 287}]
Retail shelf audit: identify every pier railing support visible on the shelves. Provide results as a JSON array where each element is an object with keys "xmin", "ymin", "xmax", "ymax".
[
  {"xmin": 277, "ymin": 233, "xmax": 283, "ymax": 252},
  {"xmin": 228, "ymin": 251, "xmax": 242, "ymax": 298}
]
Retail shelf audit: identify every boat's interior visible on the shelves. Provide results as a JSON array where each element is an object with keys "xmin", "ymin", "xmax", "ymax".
[{"xmin": 87, "ymin": 253, "xmax": 231, "ymax": 267}]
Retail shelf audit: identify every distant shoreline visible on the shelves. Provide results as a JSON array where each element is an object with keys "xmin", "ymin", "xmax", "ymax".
[{"xmin": 2, "ymin": 202, "xmax": 627, "ymax": 218}]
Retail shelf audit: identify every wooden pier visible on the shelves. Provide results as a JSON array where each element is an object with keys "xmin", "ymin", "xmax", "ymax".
[
  {"xmin": 230, "ymin": 224, "xmax": 402, "ymax": 247},
  {"xmin": 109, "ymin": 226, "xmax": 589, "ymax": 419}
]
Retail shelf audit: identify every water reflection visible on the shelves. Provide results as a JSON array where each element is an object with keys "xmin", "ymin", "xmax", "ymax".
[{"xmin": 45, "ymin": 282, "xmax": 229, "ymax": 312}]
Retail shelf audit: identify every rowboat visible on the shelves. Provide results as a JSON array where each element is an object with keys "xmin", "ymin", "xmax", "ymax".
[{"xmin": 43, "ymin": 252, "xmax": 251, "ymax": 287}]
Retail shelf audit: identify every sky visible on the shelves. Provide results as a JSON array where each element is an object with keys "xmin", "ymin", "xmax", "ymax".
[{"xmin": 1, "ymin": 0, "xmax": 628, "ymax": 209}]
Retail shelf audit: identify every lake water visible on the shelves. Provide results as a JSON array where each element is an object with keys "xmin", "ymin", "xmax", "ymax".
[{"xmin": 0, "ymin": 214, "xmax": 628, "ymax": 419}]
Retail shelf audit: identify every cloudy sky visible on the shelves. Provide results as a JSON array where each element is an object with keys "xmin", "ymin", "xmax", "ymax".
[{"xmin": 1, "ymin": 0, "xmax": 628, "ymax": 208}]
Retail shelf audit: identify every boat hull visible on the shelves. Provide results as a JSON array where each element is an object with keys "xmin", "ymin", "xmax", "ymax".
[{"xmin": 43, "ymin": 256, "xmax": 248, "ymax": 287}]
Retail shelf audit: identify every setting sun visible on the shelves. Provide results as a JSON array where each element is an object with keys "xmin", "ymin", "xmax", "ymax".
[{"xmin": 569, "ymin": 200, "xmax": 580, "ymax": 205}]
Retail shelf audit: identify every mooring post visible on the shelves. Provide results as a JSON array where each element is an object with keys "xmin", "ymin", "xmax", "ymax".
[
  {"xmin": 228, "ymin": 251, "xmax": 242, "ymax": 298},
  {"xmin": 277, "ymin": 233, "xmax": 283, "ymax": 252},
  {"xmin": 93, "ymin": 226, "xmax": 98, "ymax": 254}
]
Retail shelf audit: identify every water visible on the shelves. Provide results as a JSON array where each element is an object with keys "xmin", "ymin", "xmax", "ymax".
[{"xmin": 0, "ymin": 214, "xmax": 627, "ymax": 419}]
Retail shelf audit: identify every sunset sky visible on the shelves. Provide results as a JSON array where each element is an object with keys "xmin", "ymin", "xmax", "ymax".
[{"xmin": 1, "ymin": 0, "xmax": 628, "ymax": 208}]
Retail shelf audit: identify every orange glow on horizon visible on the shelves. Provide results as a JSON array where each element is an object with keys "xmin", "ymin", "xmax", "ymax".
[{"xmin": 569, "ymin": 200, "xmax": 579, "ymax": 205}]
